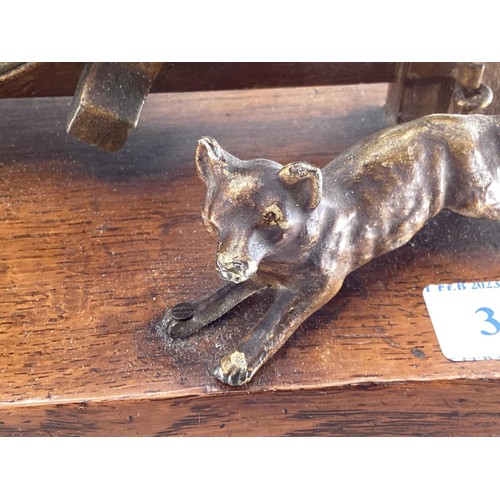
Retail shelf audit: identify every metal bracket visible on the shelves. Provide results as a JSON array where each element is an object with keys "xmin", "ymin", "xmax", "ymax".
[
  {"xmin": 450, "ymin": 62, "xmax": 493, "ymax": 114},
  {"xmin": 66, "ymin": 62, "xmax": 162, "ymax": 152}
]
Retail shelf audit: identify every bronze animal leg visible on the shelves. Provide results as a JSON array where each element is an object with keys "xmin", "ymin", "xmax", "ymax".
[
  {"xmin": 213, "ymin": 282, "xmax": 341, "ymax": 386},
  {"xmin": 158, "ymin": 280, "xmax": 267, "ymax": 340}
]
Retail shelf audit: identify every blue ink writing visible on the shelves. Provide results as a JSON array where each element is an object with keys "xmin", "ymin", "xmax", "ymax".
[{"xmin": 475, "ymin": 307, "xmax": 500, "ymax": 336}]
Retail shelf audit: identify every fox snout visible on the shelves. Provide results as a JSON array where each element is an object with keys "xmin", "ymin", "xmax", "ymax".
[{"xmin": 216, "ymin": 255, "xmax": 257, "ymax": 283}]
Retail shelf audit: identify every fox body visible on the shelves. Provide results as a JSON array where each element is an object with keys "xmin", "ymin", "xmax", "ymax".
[{"xmin": 159, "ymin": 114, "xmax": 500, "ymax": 386}]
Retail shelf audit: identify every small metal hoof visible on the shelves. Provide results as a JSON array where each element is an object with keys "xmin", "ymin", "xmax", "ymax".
[{"xmin": 212, "ymin": 351, "xmax": 254, "ymax": 386}]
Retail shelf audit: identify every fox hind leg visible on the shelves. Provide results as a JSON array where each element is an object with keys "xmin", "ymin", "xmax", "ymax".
[{"xmin": 450, "ymin": 167, "xmax": 500, "ymax": 221}]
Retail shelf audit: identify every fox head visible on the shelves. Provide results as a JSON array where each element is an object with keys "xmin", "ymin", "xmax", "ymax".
[{"xmin": 195, "ymin": 137, "xmax": 323, "ymax": 283}]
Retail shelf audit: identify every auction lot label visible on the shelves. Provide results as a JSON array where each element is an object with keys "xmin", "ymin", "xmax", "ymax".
[{"xmin": 423, "ymin": 281, "xmax": 500, "ymax": 361}]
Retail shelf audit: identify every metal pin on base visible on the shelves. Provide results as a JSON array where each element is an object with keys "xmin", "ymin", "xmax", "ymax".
[{"xmin": 170, "ymin": 302, "xmax": 196, "ymax": 322}]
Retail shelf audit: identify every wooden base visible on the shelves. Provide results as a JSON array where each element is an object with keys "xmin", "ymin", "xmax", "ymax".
[{"xmin": 1, "ymin": 83, "xmax": 499, "ymax": 435}]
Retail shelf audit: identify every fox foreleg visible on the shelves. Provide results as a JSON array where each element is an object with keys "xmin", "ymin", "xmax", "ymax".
[
  {"xmin": 212, "ymin": 280, "xmax": 342, "ymax": 386},
  {"xmin": 157, "ymin": 279, "xmax": 266, "ymax": 340}
]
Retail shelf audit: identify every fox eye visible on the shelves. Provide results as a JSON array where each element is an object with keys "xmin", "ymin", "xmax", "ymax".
[{"xmin": 260, "ymin": 203, "xmax": 289, "ymax": 230}]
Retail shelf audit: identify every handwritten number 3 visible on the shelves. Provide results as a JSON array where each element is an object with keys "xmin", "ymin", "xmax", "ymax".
[{"xmin": 475, "ymin": 307, "xmax": 500, "ymax": 336}]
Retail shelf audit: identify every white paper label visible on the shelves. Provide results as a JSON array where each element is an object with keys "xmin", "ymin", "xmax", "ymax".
[{"xmin": 423, "ymin": 281, "xmax": 500, "ymax": 361}]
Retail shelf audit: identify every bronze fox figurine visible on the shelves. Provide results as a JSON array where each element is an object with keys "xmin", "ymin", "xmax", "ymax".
[{"xmin": 158, "ymin": 114, "xmax": 500, "ymax": 386}]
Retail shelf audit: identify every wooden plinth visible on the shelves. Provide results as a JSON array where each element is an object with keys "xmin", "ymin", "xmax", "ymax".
[{"xmin": 1, "ymin": 83, "xmax": 499, "ymax": 435}]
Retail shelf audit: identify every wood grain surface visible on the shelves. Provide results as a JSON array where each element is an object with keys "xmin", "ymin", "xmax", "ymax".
[
  {"xmin": 1, "ymin": 83, "xmax": 499, "ymax": 435},
  {"xmin": 0, "ymin": 62, "xmax": 398, "ymax": 98},
  {"xmin": 2, "ymin": 380, "xmax": 500, "ymax": 436}
]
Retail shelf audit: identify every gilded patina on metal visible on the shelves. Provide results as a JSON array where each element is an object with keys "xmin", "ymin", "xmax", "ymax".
[
  {"xmin": 0, "ymin": 62, "xmax": 41, "ymax": 82},
  {"xmin": 158, "ymin": 114, "xmax": 500, "ymax": 386},
  {"xmin": 66, "ymin": 62, "xmax": 162, "ymax": 152}
]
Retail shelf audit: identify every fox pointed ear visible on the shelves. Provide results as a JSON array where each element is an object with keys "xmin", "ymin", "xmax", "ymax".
[
  {"xmin": 278, "ymin": 162, "xmax": 323, "ymax": 210},
  {"xmin": 195, "ymin": 137, "xmax": 227, "ymax": 184}
]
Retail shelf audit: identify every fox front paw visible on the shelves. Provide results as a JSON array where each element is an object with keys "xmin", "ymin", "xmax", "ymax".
[
  {"xmin": 157, "ymin": 302, "xmax": 197, "ymax": 340},
  {"xmin": 212, "ymin": 351, "xmax": 254, "ymax": 386}
]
